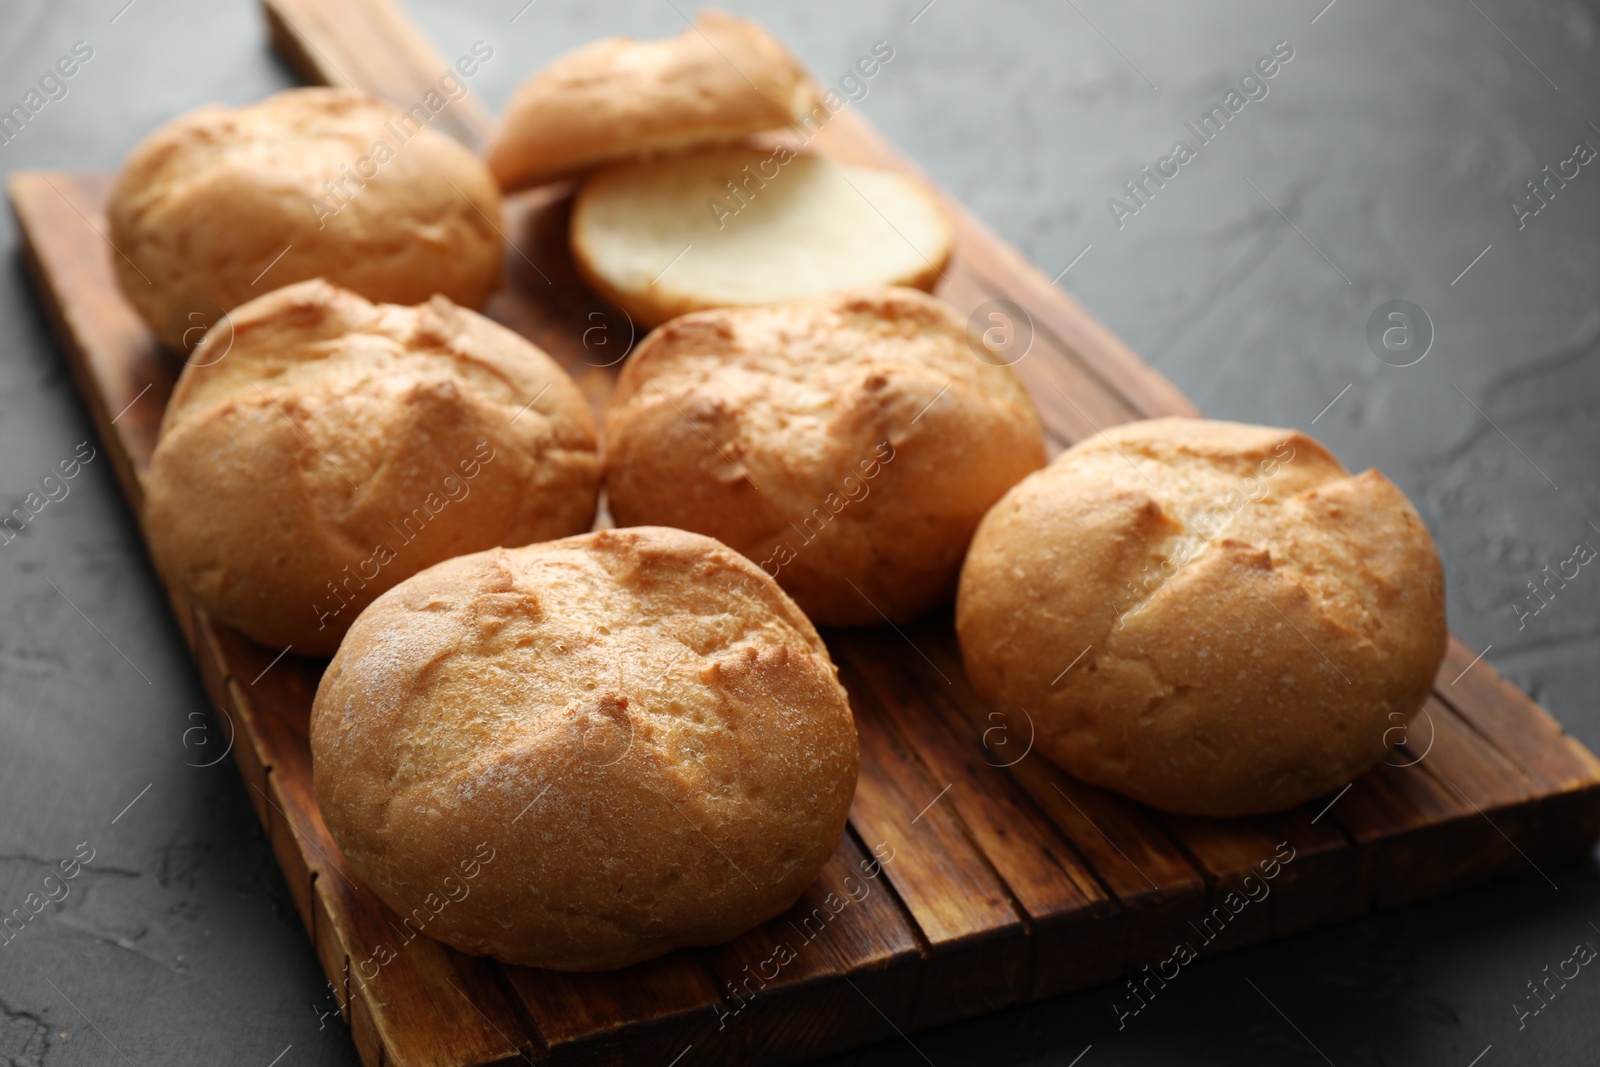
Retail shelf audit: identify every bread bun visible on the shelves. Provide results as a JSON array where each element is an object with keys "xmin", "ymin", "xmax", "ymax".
[
  {"xmin": 109, "ymin": 88, "xmax": 502, "ymax": 351},
  {"xmin": 144, "ymin": 280, "xmax": 599, "ymax": 656},
  {"xmin": 310, "ymin": 526, "xmax": 858, "ymax": 971},
  {"xmin": 487, "ymin": 10, "xmax": 821, "ymax": 191},
  {"xmin": 956, "ymin": 417, "xmax": 1447, "ymax": 818},
  {"xmin": 571, "ymin": 147, "xmax": 953, "ymax": 327},
  {"xmin": 605, "ymin": 287, "xmax": 1046, "ymax": 625}
]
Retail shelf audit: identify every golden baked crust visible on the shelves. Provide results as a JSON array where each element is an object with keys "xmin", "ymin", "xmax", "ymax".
[
  {"xmin": 486, "ymin": 10, "xmax": 821, "ymax": 191},
  {"xmin": 144, "ymin": 280, "xmax": 599, "ymax": 656},
  {"xmin": 110, "ymin": 88, "xmax": 502, "ymax": 350},
  {"xmin": 605, "ymin": 288, "xmax": 1047, "ymax": 625},
  {"xmin": 956, "ymin": 417, "xmax": 1447, "ymax": 818},
  {"xmin": 570, "ymin": 148, "xmax": 953, "ymax": 328},
  {"xmin": 310, "ymin": 526, "xmax": 859, "ymax": 971}
]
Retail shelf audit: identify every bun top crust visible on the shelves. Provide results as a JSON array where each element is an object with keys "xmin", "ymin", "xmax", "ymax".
[
  {"xmin": 144, "ymin": 280, "xmax": 599, "ymax": 655},
  {"xmin": 605, "ymin": 287, "xmax": 1047, "ymax": 624},
  {"xmin": 311, "ymin": 526, "xmax": 858, "ymax": 971},
  {"xmin": 110, "ymin": 87, "xmax": 502, "ymax": 350},
  {"xmin": 956, "ymin": 417, "xmax": 1448, "ymax": 817},
  {"xmin": 487, "ymin": 10, "xmax": 821, "ymax": 190}
]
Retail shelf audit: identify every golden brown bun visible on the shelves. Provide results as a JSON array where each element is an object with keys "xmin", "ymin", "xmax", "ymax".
[
  {"xmin": 605, "ymin": 288, "xmax": 1047, "ymax": 625},
  {"xmin": 571, "ymin": 147, "xmax": 953, "ymax": 328},
  {"xmin": 486, "ymin": 10, "xmax": 821, "ymax": 191},
  {"xmin": 109, "ymin": 88, "xmax": 502, "ymax": 351},
  {"xmin": 310, "ymin": 526, "xmax": 859, "ymax": 971},
  {"xmin": 144, "ymin": 279, "xmax": 599, "ymax": 656},
  {"xmin": 956, "ymin": 417, "xmax": 1447, "ymax": 818}
]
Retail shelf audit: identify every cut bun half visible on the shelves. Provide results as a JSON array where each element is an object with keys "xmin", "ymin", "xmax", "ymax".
[
  {"xmin": 571, "ymin": 145, "xmax": 953, "ymax": 327},
  {"xmin": 487, "ymin": 10, "xmax": 821, "ymax": 191}
]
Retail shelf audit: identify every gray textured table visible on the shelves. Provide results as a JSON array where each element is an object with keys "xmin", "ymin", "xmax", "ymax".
[{"xmin": 2, "ymin": 1, "xmax": 1597, "ymax": 1064}]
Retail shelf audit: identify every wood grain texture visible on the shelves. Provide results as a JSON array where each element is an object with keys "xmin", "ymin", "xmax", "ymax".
[
  {"xmin": 7, "ymin": 1, "xmax": 1599, "ymax": 1062},
  {"xmin": 836, "ymin": 632, "xmax": 1122, "ymax": 999}
]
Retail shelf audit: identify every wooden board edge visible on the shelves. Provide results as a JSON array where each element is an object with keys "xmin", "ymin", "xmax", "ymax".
[
  {"xmin": 1434, "ymin": 636, "xmax": 1600, "ymax": 792},
  {"xmin": 10, "ymin": 173, "xmax": 149, "ymax": 514}
]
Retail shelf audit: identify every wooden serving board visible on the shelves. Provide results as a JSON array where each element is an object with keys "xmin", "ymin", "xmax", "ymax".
[{"xmin": 12, "ymin": 1, "xmax": 1600, "ymax": 1064}]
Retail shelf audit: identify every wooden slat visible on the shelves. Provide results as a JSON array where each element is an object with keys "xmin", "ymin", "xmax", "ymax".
[
  {"xmin": 1433, "ymin": 652, "xmax": 1600, "ymax": 876},
  {"xmin": 1324, "ymin": 696, "xmax": 1543, "ymax": 910},
  {"xmin": 191, "ymin": 615, "xmax": 270, "ymax": 828},
  {"xmin": 915, "ymin": 619, "xmax": 1208, "ymax": 968},
  {"xmin": 504, "ymin": 953, "xmax": 722, "ymax": 1065},
  {"xmin": 1413, "ymin": 696, "xmax": 1540, "ymax": 808},
  {"xmin": 1435, "ymin": 636, "xmax": 1600, "ymax": 794},
  {"xmin": 836, "ymin": 658, "xmax": 1031, "ymax": 1028},
  {"xmin": 312, "ymin": 881, "xmax": 352, "ymax": 1026},
  {"xmin": 8, "ymin": 172, "xmax": 166, "ymax": 500},
  {"xmin": 1154, "ymin": 808, "xmax": 1355, "ymax": 948},
  {"xmin": 695, "ymin": 832, "xmax": 921, "ymax": 1064},
  {"xmin": 835, "ymin": 633, "xmax": 1121, "ymax": 998},
  {"xmin": 1258, "ymin": 809, "xmax": 1359, "ymax": 938},
  {"xmin": 348, "ymin": 983, "xmax": 384, "ymax": 1067}
]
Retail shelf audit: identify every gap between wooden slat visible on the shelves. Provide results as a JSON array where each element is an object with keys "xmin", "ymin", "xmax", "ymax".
[
  {"xmin": 837, "ymin": 656, "xmax": 1045, "ymax": 969},
  {"xmin": 841, "ymin": 820, "xmax": 931, "ymax": 961},
  {"xmin": 837, "ymin": 655, "xmax": 1032, "ymax": 947},
  {"xmin": 906, "ymin": 617, "xmax": 1209, "ymax": 905},
  {"xmin": 836, "ymin": 633, "xmax": 1116, "ymax": 916}
]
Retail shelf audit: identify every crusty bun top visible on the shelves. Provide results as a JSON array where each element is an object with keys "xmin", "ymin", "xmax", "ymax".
[
  {"xmin": 110, "ymin": 87, "xmax": 502, "ymax": 350},
  {"xmin": 956, "ymin": 417, "xmax": 1448, "ymax": 818},
  {"xmin": 605, "ymin": 287, "xmax": 1047, "ymax": 625},
  {"xmin": 487, "ymin": 10, "xmax": 821, "ymax": 191},
  {"xmin": 311, "ymin": 526, "xmax": 859, "ymax": 971},
  {"xmin": 144, "ymin": 279, "xmax": 599, "ymax": 656}
]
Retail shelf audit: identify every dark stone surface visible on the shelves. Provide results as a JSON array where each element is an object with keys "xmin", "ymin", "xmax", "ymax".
[{"xmin": 0, "ymin": 0, "xmax": 1596, "ymax": 1063}]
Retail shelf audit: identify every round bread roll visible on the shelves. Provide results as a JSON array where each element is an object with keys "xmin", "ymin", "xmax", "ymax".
[
  {"xmin": 109, "ymin": 87, "xmax": 502, "ymax": 352},
  {"xmin": 144, "ymin": 279, "xmax": 599, "ymax": 657},
  {"xmin": 311, "ymin": 526, "xmax": 859, "ymax": 971},
  {"xmin": 571, "ymin": 147, "xmax": 953, "ymax": 327},
  {"xmin": 605, "ymin": 287, "xmax": 1047, "ymax": 625},
  {"xmin": 957, "ymin": 418, "xmax": 1447, "ymax": 818},
  {"xmin": 487, "ymin": 10, "xmax": 821, "ymax": 191}
]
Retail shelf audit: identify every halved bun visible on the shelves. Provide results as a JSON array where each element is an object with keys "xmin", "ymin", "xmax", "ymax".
[
  {"xmin": 487, "ymin": 10, "xmax": 820, "ymax": 191},
  {"xmin": 571, "ymin": 146, "xmax": 953, "ymax": 327}
]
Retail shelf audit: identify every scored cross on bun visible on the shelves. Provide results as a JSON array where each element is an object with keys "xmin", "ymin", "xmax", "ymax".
[
  {"xmin": 957, "ymin": 417, "xmax": 1448, "ymax": 818},
  {"xmin": 605, "ymin": 287, "xmax": 1046, "ymax": 625},
  {"xmin": 311, "ymin": 527, "xmax": 859, "ymax": 970},
  {"xmin": 144, "ymin": 280, "xmax": 599, "ymax": 655}
]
